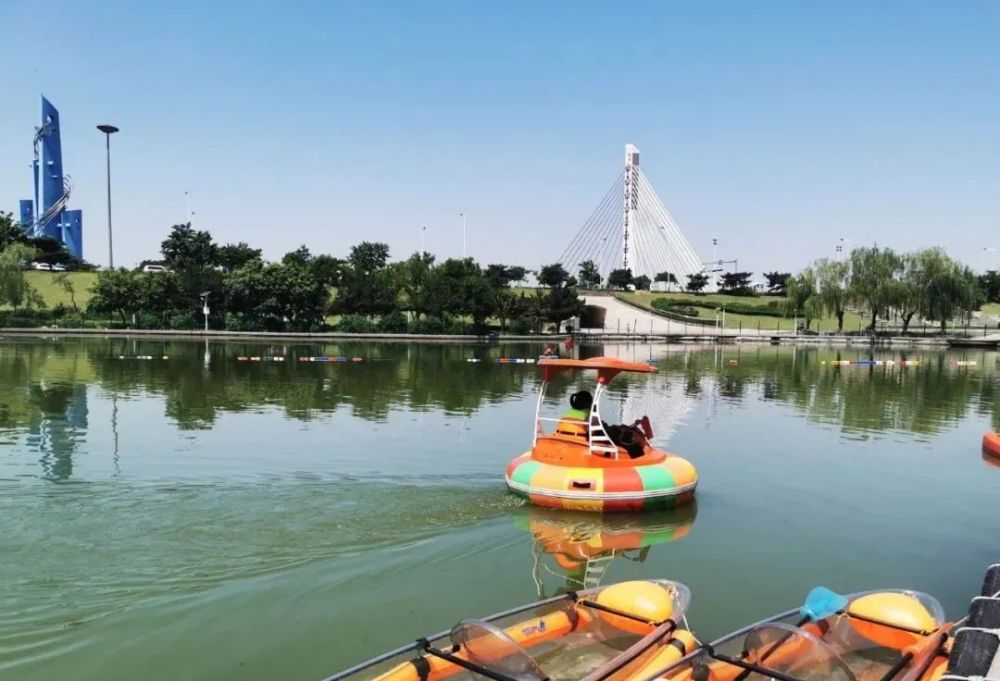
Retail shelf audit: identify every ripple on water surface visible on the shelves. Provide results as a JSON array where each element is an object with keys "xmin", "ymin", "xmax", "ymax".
[{"xmin": 0, "ymin": 477, "xmax": 523, "ymax": 674}]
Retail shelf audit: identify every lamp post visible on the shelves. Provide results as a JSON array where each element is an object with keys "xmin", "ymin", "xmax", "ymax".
[
  {"xmin": 97, "ymin": 124, "xmax": 119, "ymax": 269},
  {"xmin": 420, "ymin": 226, "xmax": 427, "ymax": 255},
  {"xmin": 185, "ymin": 191, "xmax": 192, "ymax": 224},
  {"xmin": 459, "ymin": 212, "xmax": 467, "ymax": 258},
  {"xmin": 200, "ymin": 291, "xmax": 210, "ymax": 332}
]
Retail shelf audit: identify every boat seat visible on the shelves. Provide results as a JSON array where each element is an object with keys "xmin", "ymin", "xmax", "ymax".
[{"xmin": 969, "ymin": 597, "xmax": 1000, "ymax": 629}]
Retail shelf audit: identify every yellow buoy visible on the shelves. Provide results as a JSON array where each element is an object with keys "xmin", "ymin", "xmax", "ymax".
[
  {"xmin": 847, "ymin": 592, "xmax": 937, "ymax": 649},
  {"xmin": 594, "ymin": 581, "xmax": 674, "ymax": 635}
]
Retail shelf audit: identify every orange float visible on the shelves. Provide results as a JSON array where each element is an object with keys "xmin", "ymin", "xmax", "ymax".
[
  {"xmin": 505, "ymin": 357, "xmax": 698, "ymax": 512},
  {"xmin": 983, "ymin": 431, "xmax": 1000, "ymax": 461}
]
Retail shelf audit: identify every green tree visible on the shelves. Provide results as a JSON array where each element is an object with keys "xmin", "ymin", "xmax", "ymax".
[
  {"xmin": 607, "ymin": 268, "xmax": 633, "ymax": 290},
  {"xmin": 88, "ymin": 269, "xmax": 147, "ymax": 324},
  {"xmin": 217, "ymin": 242, "xmax": 262, "ymax": 272},
  {"xmin": 53, "ymin": 272, "xmax": 78, "ymax": 312},
  {"xmin": 399, "ymin": 252, "xmax": 436, "ymax": 318},
  {"xmin": 0, "ymin": 212, "xmax": 26, "ymax": 250},
  {"xmin": 348, "ymin": 242, "xmax": 391, "ymax": 274},
  {"xmin": 0, "ymin": 243, "xmax": 39, "ymax": 310},
  {"xmin": 577, "ymin": 260, "xmax": 602, "ymax": 289},
  {"xmin": 980, "ymin": 270, "xmax": 1000, "ymax": 303},
  {"xmin": 719, "ymin": 271, "xmax": 754, "ymax": 295},
  {"xmin": 655, "ymin": 271, "xmax": 678, "ymax": 288},
  {"xmin": 785, "ymin": 268, "xmax": 817, "ymax": 330},
  {"xmin": 763, "ymin": 271, "xmax": 791, "ymax": 295},
  {"xmin": 633, "ymin": 274, "xmax": 652, "ymax": 291},
  {"xmin": 813, "ymin": 258, "xmax": 850, "ymax": 332},
  {"xmin": 333, "ymin": 243, "xmax": 399, "ymax": 319},
  {"xmin": 161, "ymin": 223, "xmax": 218, "ymax": 271},
  {"xmin": 924, "ymin": 261, "xmax": 982, "ymax": 332},
  {"xmin": 685, "ymin": 272, "xmax": 709, "ymax": 293},
  {"xmin": 537, "ymin": 263, "xmax": 571, "ymax": 288},
  {"xmin": 848, "ymin": 246, "xmax": 903, "ymax": 331},
  {"xmin": 310, "ymin": 254, "xmax": 344, "ymax": 287}
]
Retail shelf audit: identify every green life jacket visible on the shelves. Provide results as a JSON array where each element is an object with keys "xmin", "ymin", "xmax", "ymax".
[{"xmin": 562, "ymin": 407, "xmax": 589, "ymax": 421}]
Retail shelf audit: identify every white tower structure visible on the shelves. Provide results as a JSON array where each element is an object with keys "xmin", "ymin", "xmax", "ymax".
[{"xmin": 560, "ymin": 144, "xmax": 703, "ymax": 282}]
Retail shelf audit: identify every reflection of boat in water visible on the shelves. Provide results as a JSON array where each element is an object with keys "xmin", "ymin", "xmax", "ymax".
[
  {"xmin": 324, "ymin": 579, "xmax": 698, "ymax": 681},
  {"xmin": 514, "ymin": 505, "xmax": 697, "ymax": 597},
  {"xmin": 983, "ymin": 431, "xmax": 1000, "ymax": 465},
  {"xmin": 506, "ymin": 358, "xmax": 697, "ymax": 512}
]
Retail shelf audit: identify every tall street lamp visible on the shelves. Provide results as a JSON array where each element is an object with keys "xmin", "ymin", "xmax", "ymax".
[
  {"xmin": 97, "ymin": 124, "xmax": 119, "ymax": 269},
  {"xmin": 459, "ymin": 212, "xmax": 467, "ymax": 259}
]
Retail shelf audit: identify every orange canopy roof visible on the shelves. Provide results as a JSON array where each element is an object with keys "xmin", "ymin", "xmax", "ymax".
[{"xmin": 538, "ymin": 356, "xmax": 657, "ymax": 383}]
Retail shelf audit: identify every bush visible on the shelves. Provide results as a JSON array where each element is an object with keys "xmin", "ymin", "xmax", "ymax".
[
  {"xmin": 407, "ymin": 317, "xmax": 445, "ymax": 334},
  {"xmin": 444, "ymin": 317, "xmax": 468, "ymax": 335},
  {"xmin": 337, "ymin": 314, "xmax": 377, "ymax": 333},
  {"xmin": 671, "ymin": 305, "xmax": 700, "ymax": 317},
  {"xmin": 651, "ymin": 297, "xmax": 789, "ymax": 318},
  {"xmin": 225, "ymin": 313, "xmax": 267, "ymax": 332},
  {"xmin": 168, "ymin": 311, "xmax": 200, "ymax": 330},
  {"xmin": 377, "ymin": 311, "xmax": 409, "ymax": 333},
  {"xmin": 509, "ymin": 317, "xmax": 535, "ymax": 335}
]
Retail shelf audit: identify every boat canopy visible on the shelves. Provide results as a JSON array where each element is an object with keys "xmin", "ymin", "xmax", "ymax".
[{"xmin": 537, "ymin": 356, "xmax": 657, "ymax": 384}]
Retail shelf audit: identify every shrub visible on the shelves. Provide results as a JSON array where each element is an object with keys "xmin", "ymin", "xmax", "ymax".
[
  {"xmin": 407, "ymin": 317, "xmax": 445, "ymax": 334},
  {"xmin": 377, "ymin": 311, "xmax": 409, "ymax": 333},
  {"xmin": 337, "ymin": 314, "xmax": 378, "ymax": 333},
  {"xmin": 225, "ymin": 313, "xmax": 267, "ymax": 332},
  {"xmin": 168, "ymin": 311, "xmax": 200, "ymax": 330},
  {"xmin": 510, "ymin": 317, "xmax": 534, "ymax": 335},
  {"xmin": 651, "ymin": 298, "xmax": 789, "ymax": 318}
]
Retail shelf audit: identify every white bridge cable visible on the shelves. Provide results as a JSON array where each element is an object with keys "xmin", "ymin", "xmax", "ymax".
[
  {"xmin": 636, "ymin": 168, "xmax": 703, "ymax": 275},
  {"xmin": 563, "ymin": 181, "xmax": 623, "ymax": 276},
  {"xmin": 633, "ymin": 172, "xmax": 690, "ymax": 279},
  {"xmin": 556, "ymin": 149, "xmax": 704, "ymax": 282},
  {"xmin": 559, "ymin": 173, "xmax": 625, "ymax": 279}
]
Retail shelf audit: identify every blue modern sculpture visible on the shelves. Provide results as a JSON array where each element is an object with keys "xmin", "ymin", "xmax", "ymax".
[{"xmin": 17, "ymin": 95, "xmax": 84, "ymax": 259}]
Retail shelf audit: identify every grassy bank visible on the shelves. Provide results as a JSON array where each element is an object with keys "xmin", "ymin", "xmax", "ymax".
[
  {"xmin": 617, "ymin": 291, "xmax": 868, "ymax": 332},
  {"xmin": 25, "ymin": 271, "xmax": 98, "ymax": 309}
]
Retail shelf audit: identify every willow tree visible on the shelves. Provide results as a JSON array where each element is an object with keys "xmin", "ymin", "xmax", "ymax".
[
  {"xmin": 849, "ymin": 247, "xmax": 903, "ymax": 331},
  {"xmin": 813, "ymin": 259, "xmax": 850, "ymax": 331},
  {"xmin": 0, "ymin": 243, "xmax": 40, "ymax": 310}
]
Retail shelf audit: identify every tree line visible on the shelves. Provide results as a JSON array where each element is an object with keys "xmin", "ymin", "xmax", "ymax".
[{"xmin": 84, "ymin": 224, "xmax": 584, "ymax": 333}]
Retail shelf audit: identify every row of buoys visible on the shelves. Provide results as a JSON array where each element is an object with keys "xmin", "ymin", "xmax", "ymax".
[
  {"xmin": 467, "ymin": 357, "xmax": 540, "ymax": 364},
  {"xmin": 117, "ymin": 355, "xmax": 169, "ymax": 360},
  {"xmin": 952, "ymin": 360, "xmax": 977, "ymax": 366},
  {"xmin": 298, "ymin": 356, "xmax": 364, "ymax": 363},
  {"xmin": 236, "ymin": 356, "xmax": 286, "ymax": 362},
  {"xmin": 822, "ymin": 359, "xmax": 921, "ymax": 366}
]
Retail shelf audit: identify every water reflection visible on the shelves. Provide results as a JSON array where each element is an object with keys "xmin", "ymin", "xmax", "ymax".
[
  {"xmin": 513, "ymin": 506, "xmax": 697, "ymax": 597},
  {"xmin": 0, "ymin": 339, "xmax": 997, "ymax": 483}
]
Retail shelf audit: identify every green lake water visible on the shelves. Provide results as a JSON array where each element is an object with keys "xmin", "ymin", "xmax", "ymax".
[{"xmin": 1, "ymin": 337, "xmax": 998, "ymax": 680}]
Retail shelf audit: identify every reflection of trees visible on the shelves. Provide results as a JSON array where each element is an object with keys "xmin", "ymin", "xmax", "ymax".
[
  {"xmin": 0, "ymin": 344, "xmax": 89, "ymax": 481},
  {"xmin": 654, "ymin": 346, "xmax": 998, "ymax": 437},
  {"xmin": 87, "ymin": 341, "xmax": 551, "ymax": 429}
]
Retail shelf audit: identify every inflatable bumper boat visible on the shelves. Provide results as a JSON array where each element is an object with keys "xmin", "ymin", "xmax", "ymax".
[
  {"xmin": 505, "ymin": 357, "xmax": 697, "ymax": 512},
  {"xmin": 983, "ymin": 431, "xmax": 1000, "ymax": 460}
]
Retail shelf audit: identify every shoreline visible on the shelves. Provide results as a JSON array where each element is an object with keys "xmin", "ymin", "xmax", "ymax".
[{"xmin": 0, "ymin": 326, "xmax": 984, "ymax": 348}]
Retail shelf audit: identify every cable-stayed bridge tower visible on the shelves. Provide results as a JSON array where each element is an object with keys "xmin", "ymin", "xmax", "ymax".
[{"xmin": 560, "ymin": 144, "xmax": 702, "ymax": 282}]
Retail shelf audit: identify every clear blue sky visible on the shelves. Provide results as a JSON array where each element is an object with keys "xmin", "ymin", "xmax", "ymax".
[{"xmin": 2, "ymin": 0, "xmax": 999, "ymax": 274}]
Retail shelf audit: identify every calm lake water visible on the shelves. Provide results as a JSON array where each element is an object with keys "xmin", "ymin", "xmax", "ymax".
[{"xmin": 1, "ymin": 337, "xmax": 998, "ymax": 680}]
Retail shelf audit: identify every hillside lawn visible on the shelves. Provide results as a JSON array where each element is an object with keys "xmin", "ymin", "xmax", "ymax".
[
  {"xmin": 25, "ymin": 271, "xmax": 98, "ymax": 310},
  {"xmin": 616, "ymin": 291, "xmax": 869, "ymax": 332}
]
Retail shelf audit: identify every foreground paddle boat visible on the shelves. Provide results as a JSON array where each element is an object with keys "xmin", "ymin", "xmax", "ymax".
[
  {"xmin": 514, "ymin": 506, "xmax": 697, "ymax": 596},
  {"xmin": 647, "ymin": 585, "xmax": 955, "ymax": 681},
  {"xmin": 323, "ymin": 579, "xmax": 697, "ymax": 681},
  {"xmin": 506, "ymin": 357, "xmax": 697, "ymax": 512}
]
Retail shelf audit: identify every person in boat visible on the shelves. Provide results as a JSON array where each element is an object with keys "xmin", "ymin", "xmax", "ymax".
[{"xmin": 560, "ymin": 390, "xmax": 646, "ymax": 458}]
